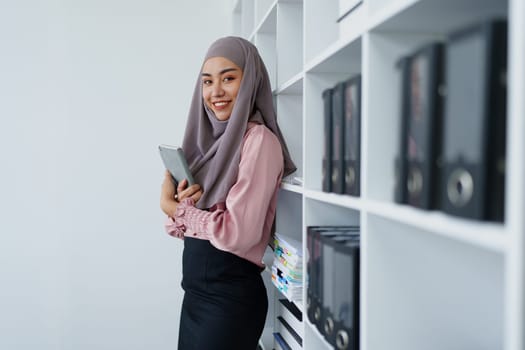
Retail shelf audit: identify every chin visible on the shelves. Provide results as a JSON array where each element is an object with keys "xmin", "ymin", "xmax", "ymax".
[{"xmin": 215, "ymin": 112, "xmax": 232, "ymax": 121}]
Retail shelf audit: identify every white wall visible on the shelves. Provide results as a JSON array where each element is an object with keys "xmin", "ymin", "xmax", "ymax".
[{"xmin": 0, "ymin": 1, "xmax": 231, "ymax": 349}]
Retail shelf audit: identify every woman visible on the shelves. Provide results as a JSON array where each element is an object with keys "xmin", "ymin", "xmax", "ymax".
[{"xmin": 160, "ymin": 36, "xmax": 296, "ymax": 350}]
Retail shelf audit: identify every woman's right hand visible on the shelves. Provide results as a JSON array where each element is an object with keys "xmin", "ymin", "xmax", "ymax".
[
  {"xmin": 160, "ymin": 171, "xmax": 202, "ymax": 217},
  {"xmin": 176, "ymin": 178, "xmax": 203, "ymax": 204}
]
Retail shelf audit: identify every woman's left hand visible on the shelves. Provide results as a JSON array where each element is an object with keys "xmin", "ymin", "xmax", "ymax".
[
  {"xmin": 160, "ymin": 170, "xmax": 179, "ymax": 216},
  {"xmin": 160, "ymin": 170, "xmax": 202, "ymax": 217}
]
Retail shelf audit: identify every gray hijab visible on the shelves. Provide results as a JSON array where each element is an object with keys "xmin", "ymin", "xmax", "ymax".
[{"xmin": 181, "ymin": 36, "xmax": 296, "ymax": 209}]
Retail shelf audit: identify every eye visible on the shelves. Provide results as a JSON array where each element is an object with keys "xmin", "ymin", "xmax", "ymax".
[
  {"xmin": 202, "ymin": 79, "xmax": 212, "ymax": 86},
  {"xmin": 223, "ymin": 76, "xmax": 235, "ymax": 83}
]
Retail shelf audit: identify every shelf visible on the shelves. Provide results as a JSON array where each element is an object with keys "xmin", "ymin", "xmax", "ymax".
[
  {"xmin": 304, "ymin": 319, "xmax": 334, "ymax": 350},
  {"xmin": 233, "ymin": 0, "xmax": 525, "ymax": 349},
  {"xmin": 252, "ymin": 0, "xmax": 277, "ymax": 37},
  {"xmin": 293, "ymin": 300, "xmax": 303, "ymax": 314},
  {"xmin": 298, "ymin": 192, "xmax": 507, "ymax": 252},
  {"xmin": 280, "ymin": 182, "xmax": 304, "ymax": 194},
  {"xmin": 305, "ymin": 35, "xmax": 362, "ymax": 74},
  {"xmin": 274, "ymin": 71, "xmax": 303, "ymax": 95},
  {"xmin": 367, "ymin": 0, "xmax": 417, "ymax": 26},
  {"xmin": 366, "ymin": 200, "xmax": 509, "ymax": 253},
  {"xmin": 304, "ymin": 189, "xmax": 364, "ymax": 211},
  {"xmin": 239, "ymin": 0, "xmax": 255, "ymax": 39},
  {"xmin": 276, "ymin": 190, "xmax": 303, "ymax": 240},
  {"xmin": 276, "ymin": 0, "xmax": 303, "ymax": 86},
  {"xmin": 366, "ymin": 214, "xmax": 504, "ymax": 350},
  {"xmin": 304, "ymin": 196, "xmax": 360, "ymax": 227},
  {"xmin": 272, "ymin": 285, "xmax": 303, "ymax": 312},
  {"xmin": 232, "ymin": 0, "xmax": 241, "ymax": 13},
  {"xmin": 303, "ymin": 36, "xmax": 362, "ymax": 190},
  {"xmin": 253, "ymin": 4, "xmax": 277, "ymax": 88},
  {"xmin": 263, "ymin": 246, "xmax": 276, "ymax": 269},
  {"xmin": 304, "ymin": 0, "xmax": 339, "ymax": 63},
  {"xmin": 276, "ymin": 92, "xmax": 303, "ymax": 178},
  {"xmin": 368, "ymin": 0, "xmax": 508, "ymax": 34}
]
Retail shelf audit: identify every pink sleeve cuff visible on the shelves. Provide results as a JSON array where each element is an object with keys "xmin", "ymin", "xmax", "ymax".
[
  {"xmin": 164, "ymin": 216, "xmax": 185, "ymax": 240},
  {"xmin": 174, "ymin": 198, "xmax": 213, "ymax": 239}
]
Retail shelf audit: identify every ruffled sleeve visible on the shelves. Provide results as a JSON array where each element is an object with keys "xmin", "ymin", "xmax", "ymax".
[{"xmin": 164, "ymin": 125, "xmax": 284, "ymax": 258}]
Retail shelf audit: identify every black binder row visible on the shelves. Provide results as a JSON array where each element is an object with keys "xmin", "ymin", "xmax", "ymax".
[
  {"xmin": 307, "ymin": 226, "xmax": 360, "ymax": 350},
  {"xmin": 394, "ymin": 18, "xmax": 507, "ymax": 222},
  {"xmin": 322, "ymin": 75, "xmax": 362, "ymax": 196}
]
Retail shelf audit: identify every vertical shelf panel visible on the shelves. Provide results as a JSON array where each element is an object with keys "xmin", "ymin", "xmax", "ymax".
[
  {"xmin": 276, "ymin": 1, "xmax": 304, "ymax": 87},
  {"xmin": 505, "ymin": 0, "xmax": 525, "ymax": 348},
  {"xmin": 304, "ymin": 0, "xmax": 339, "ymax": 63},
  {"xmin": 271, "ymin": 191, "xmax": 303, "ymax": 350},
  {"xmin": 233, "ymin": 0, "xmax": 242, "ymax": 36},
  {"xmin": 241, "ymin": 0, "xmax": 255, "ymax": 38},
  {"xmin": 366, "ymin": 214, "xmax": 504, "ymax": 350},
  {"xmin": 276, "ymin": 190, "xmax": 303, "ymax": 241},
  {"xmin": 255, "ymin": 5, "xmax": 277, "ymax": 90},
  {"xmin": 256, "ymin": 0, "xmax": 277, "ymax": 25},
  {"xmin": 277, "ymin": 93, "xmax": 303, "ymax": 180},
  {"xmin": 303, "ymin": 40, "xmax": 362, "ymax": 191},
  {"xmin": 256, "ymin": 32, "xmax": 277, "ymax": 89},
  {"xmin": 303, "ymin": 72, "xmax": 341, "ymax": 191},
  {"xmin": 365, "ymin": 31, "xmax": 440, "ymax": 202}
]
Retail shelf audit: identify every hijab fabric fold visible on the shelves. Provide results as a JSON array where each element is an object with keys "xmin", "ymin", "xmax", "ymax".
[{"xmin": 182, "ymin": 36, "xmax": 296, "ymax": 209}]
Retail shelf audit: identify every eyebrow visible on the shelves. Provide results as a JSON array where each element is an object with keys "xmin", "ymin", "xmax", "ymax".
[{"xmin": 201, "ymin": 67, "xmax": 239, "ymax": 77}]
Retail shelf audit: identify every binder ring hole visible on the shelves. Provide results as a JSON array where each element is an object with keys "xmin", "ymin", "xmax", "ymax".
[
  {"xmin": 336, "ymin": 329, "xmax": 349, "ymax": 349},
  {"xmin": 346, "ymin": 167, "xmax": 356, "ymax": 186},
  {"xmin": 447, "ymin": 168, "xmax": 474, "ymax": 207},
  {"xmin": 314, "ymin": 306, "xmax": 321, "ymax": 321},
  {"xmin": 324, "ymin": 317, "xmax": 334, "ymax": 335},
  {"xmin": 407, "ymin": 167, "xmax": 423, "ymax": 195}
]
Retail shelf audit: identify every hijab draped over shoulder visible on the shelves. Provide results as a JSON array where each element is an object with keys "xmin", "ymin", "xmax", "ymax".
[{"xmin": 181, "ymin": 36, "xmax": 296, "ymax": 210}]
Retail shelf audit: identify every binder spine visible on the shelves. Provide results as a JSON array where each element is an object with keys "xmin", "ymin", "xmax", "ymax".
[
  {"xmin": 322, "ymin": 88, "xmax": 334, "ymax": 192},
  {"xmin": 441, "ymin": 19, "xmax": 507, "ymax": 221},
  {"xmin": 343, "ymin": 75, "xmax": 362, "ymax": 196},
  {"xmin": 405, "ymin": 42, "xmax": 445, "ymax": 210},
  {"xmin": 332, "ymin": 83, "xmax": 345, "ymax": 194},
  {"xmin": 395, "ymin": 57, "xmax": 410, "ymax": 204},
  {"xmin": 485, "ymin": 20, "xmax": 507, "ymax": 221}
]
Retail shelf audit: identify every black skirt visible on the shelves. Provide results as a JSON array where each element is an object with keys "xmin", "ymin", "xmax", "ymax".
[{"xmin": 178, "ymin": 237, "xmax": 268, "ymax": 350}]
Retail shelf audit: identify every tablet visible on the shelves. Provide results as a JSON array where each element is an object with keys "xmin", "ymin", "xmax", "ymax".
[{"xmin": 158, "ymin": 144, "xmax": 195, "ymax": 185}]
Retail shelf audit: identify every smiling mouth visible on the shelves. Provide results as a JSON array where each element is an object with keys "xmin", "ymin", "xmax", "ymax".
[{"xmin": 212, "ymin": 101, "xmax": 230, "ymax": 110}]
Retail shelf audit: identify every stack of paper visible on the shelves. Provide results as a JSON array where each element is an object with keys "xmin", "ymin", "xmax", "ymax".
[{"xmin": 271, "ymin": 233, "xmax": 303, "ymax": 302}]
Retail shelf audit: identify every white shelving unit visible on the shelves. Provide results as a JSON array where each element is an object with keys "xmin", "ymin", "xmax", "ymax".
[{"xmin": 232, "ymin": 0, "xmax": 525, "ymax": 349}]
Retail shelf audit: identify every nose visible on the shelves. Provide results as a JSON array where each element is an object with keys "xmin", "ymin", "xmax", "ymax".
[{"xmin": 211, "ymin": 82, "xmax": 225, "ymax": 97}]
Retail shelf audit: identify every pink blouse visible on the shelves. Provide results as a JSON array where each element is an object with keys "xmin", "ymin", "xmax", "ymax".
[{"xmin": 164, "ymin": 123, "xmax": 284, "ymax": 267}]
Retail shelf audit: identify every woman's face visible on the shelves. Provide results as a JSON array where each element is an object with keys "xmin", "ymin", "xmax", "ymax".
[{"xmin": 201, "ymin": 56, "xmax": 243, "ymax": 121}]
